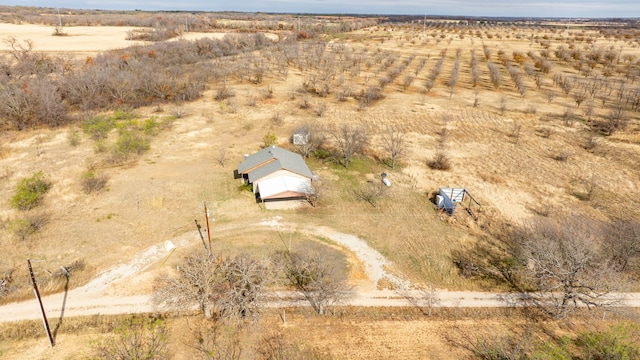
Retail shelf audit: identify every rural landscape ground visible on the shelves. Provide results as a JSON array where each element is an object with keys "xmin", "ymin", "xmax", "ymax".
[{"xmin": 0, "ymin": 6, "xmax": 639, "ymax": 359}]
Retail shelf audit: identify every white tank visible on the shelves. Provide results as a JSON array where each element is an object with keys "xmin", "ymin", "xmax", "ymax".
[{"xmin": 436, "ymin": 195, "xmax": 444, "ymax": 208}]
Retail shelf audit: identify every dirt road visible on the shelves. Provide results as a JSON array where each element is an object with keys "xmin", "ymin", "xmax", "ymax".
[{"xmin": 2, "ymin": 217, "xmax": 640, "ymax": 323}]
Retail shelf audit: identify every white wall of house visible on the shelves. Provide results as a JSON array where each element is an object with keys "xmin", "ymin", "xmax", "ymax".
[{"xmin": 252, "ymin": 169, "xmax": 310, "ymax": 194}]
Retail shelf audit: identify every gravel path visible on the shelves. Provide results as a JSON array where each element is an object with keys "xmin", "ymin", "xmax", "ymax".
[
  {"xmin": 259, "ymin": 216, "xmax": 410, "ymax": 289},
  {"xmin": 2, "ymin": 217, "xmax": 640, "ymax": 323}
]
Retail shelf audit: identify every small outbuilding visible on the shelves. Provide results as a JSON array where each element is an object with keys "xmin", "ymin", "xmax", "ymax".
[{"xmin": 436, "ymin": 187, "xmax": 481, "ymax": 217}]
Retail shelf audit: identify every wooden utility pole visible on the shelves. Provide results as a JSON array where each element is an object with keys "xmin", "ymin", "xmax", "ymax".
[
  {"xmin": 203, "ymin": 202, "xmax": 212, "ymax": 257},
  {"xmin": 27, "ymin": 259, "xmax": 54, "ymax": 347},
  {"xmin": 56, "ymin": 7, "xmax": 62, "ymax": 27}
]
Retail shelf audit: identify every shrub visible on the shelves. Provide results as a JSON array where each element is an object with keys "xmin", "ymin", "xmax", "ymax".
[
  {"xmin": 271, "ymin": 113, "xmax": 283, "ymax": 125},
  {"xmin": 67, "ymin": 127, "xmax": 81, "ymax": 147},
  {"xmin": 358, "ymin": 86, "xmax": 384, "ymax": 109},
  {"xmin": 263, "ymin": 132, "xmax": 278, "ymax": 148},
  {"xmin": 552, "ymin": 151, "xmax": 571, "ymax": 162},
  {"xmin": 81, "ymin": 170, "xmax": 109, "ymax": 194},
  {"xmin": 238, "ymin": 182, "xmax": 253, "ymax": 192},
  {"xmin": 10, "ymin": 171, "xmax": 51, "ymax": 210},
  {"xmin": 8, "ymin": 212, "xmax": 49, "ymax": 241},
  {"xmin": 8, "ymin": 218, "xmax": 35, "ymax": 241},
  {"xmin": 142, "ymin": 117, "xmax": 160, "ymax": 135},
  {"xmin": 575, "ymin": 324, "xmax": 640, "ymax": 359},
  {"xmin": 215, "ymin": 86, "xmax": 235, "ymax": 101},
  {"xmin": 114, "ymin": 129, "xmax": 150, "ymax": 157},
  {"xmin": 581, "ymin": 133, "xmax": 598, "ymax": 152},
  {"xmin": 52, "ymin": 26, "xmax": 68, "ymax": 37},
  {"xmin": 94, "ymin": 139, "xmax": 108, "ymax": 153},
  {"xmin": 81, "ymin": 116, "xmax": 115, "ymax": 140},
  {"xmin": 91, "ymin": 316, "xmax": 168, "ymax": 360},
  {"xmin": 472, "ymin": 333, "xmax": 531, "ymax": 360},
  {"xmin": 427, "ymin": 152, "xmax": 451, "ymax": 171},
  {"xmin": 0, "ymin": 268, "xmax": 14, "ymax": 299}
]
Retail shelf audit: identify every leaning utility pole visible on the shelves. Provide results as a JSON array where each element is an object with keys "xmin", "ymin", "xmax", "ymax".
[
  {"xmin": 203, "ymin": 202, "xmax": 212, "ymax": 257},
  {"xmin": 27, "ymin": 259, "xmax": 54, "ymax": 347},
  {"xmin": 56, "ymin": 7, "xmax": 62, "ymax": 27},
  {"xmin": 423, "ymin": 12, "xmax": 426, "ymax": 33}
]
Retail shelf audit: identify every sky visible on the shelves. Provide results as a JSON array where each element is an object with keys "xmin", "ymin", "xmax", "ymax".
[{"xmin": 7, "ymin": 1, "xmax": 640, "ymax": 18}]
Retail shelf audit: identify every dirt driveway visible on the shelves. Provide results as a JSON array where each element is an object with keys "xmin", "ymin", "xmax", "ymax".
[{"xmin": 3, "ymin": 217, "xmax": 640, "ymax": 323}]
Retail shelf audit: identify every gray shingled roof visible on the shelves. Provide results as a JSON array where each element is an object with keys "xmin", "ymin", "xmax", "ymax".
[{"xmin": 238, "ymin": 146, "xmax": 312, "ymax": 182}]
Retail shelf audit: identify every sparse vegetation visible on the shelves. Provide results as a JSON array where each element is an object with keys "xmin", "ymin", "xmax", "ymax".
[
  {"xmin": 427, "ymin": 151, "xmax": 451, "ymax": 171},
  {"xmin": 67, "ymin": 127, "xmax": 81, "ymax": 147},
  {"xmin": 263, "ymin": 131, "xmax": 278, "ymax": 148},
  {"xmin": 80, "ymin": 169, "xmax": 109, "ymax": 194},
  {"xmin": 91, "ymin": 316, "xmax": 169, "ymax": 360},
  {"xmin": 81, "ymin": 115, "xmax": 115, "ymax": 140},
  {"xmin": 8, "ymin": 212, "xmax": 49, "ymax": 241},
  {"xmin": 1, "ymin": 11, "xmax": 640, "ymax": 359},
  {"xmin": 10, "ymin": 171, "xmax": 51, "ymax": 210},
  {"xmin": 110, "ymin": 128, "xmax": 150, "ymax": 163}
]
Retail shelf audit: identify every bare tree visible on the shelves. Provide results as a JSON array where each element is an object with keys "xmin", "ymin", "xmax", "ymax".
[
  {"xmin": 446, "ymin": 56, "xmax": 460, "ymax": 98},
  {"xmin": 353, "ymin": 181, "xmax": 384, "ymax": 208},
  {"xmin": 4, "ymin": 37, "xmax": 30, "ymax": 59},
  {"xmin": 470, "ymin": 50, "xmax": 480, "ymax": 88},
  {"xmin": 483, "ymin": 44, "xmax": 491, "ymax": 61},
  {"xmin": 274, "ymin": 244, "xmax": 352, "ymax": 315},
  {"xmin": 487, "ymin": 61, "xmax": 502, "ymax": 89},
  {"xmin": 216, "ymin": 148, "xmax": 227, "ymax": 167},
  {"xmin": 534, "ymin": 73, "xmax": 544, "ymax": 89},
  {"xmin": 545, "ymin": 90, "xmax": 556, "ymax": 104},
  {"xmin": 604, "ymin": 220, "xmax": 640, "ymax": 272},
  {"xmin": 573, "ymin": 89, "xmax": 587, "ymax": 108},
  {"xmin": 153, "ymin": 251, "xmax": 267, "ymax": 321},
  {"xmin": 512, "ymin": 216, "xmax": 622, "ymax": 318},
  {"xmin": 358, "ymin": 86, "xmax": 384, "ymax": 109},
  {"xmin": 401, "ymin": 74, "xmax": 415, "ymax": 90},
  {"xmin": 423, "ymin": 56, "xmax": 444, "ymax": 94},
  {"xmin": 397, "ymin": 284, "xmax": 440, "ymax": 316},
  {"xmin": 499, "ymin": 96, "xmax": 507, "ymax": 115},
  {"xmin": 304, "ymin": 179, "xmax": 324, "ymax": 208},
  {"xmin": 380, "ymin": 125, "xmax": 406, "ymax": 169},
  {"xmin": 332, "ymin": 124, "xmax": 368, "ymax": 168},
  {"xmin": 602, "ymin": 105, "xmax": 628, "ymax": 135},
  {"xmin": 510, "ymin": 121, "xmax": 522, "ymax": 145}
]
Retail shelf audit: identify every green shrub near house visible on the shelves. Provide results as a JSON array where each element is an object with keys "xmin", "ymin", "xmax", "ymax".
[
  {"xmin": 116, "ymin": 129, "xmax": 150, "ymax": 155},
  {"xmin": 81, "ymin": 116, "xmax": 115, "ymax": 140},
  {"xmin": 10, "ymin": 171, "xmax": 51, "ymax": 210}
]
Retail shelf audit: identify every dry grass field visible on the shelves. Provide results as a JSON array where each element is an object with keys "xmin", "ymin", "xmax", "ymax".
[
  {"xmin": 2, "ymin": 308, "xmax": 640, "ymax": 360},
  {"xmin": 1, "ymin": 8, "xmax": 640, "ymax": 358}
]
